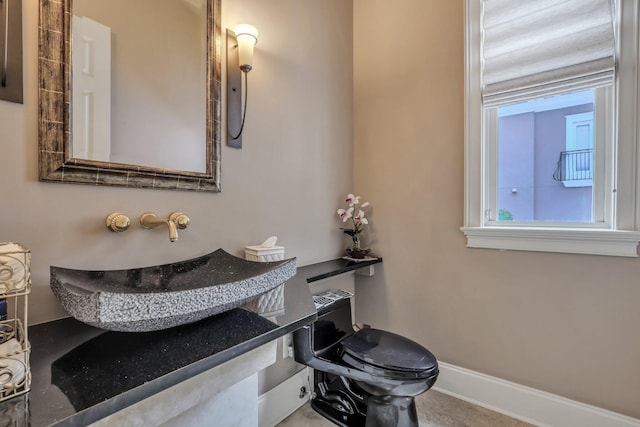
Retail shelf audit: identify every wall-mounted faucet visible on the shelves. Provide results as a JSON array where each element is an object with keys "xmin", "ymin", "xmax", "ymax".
[{"xmin": 140, "ymin": 212, "xmax": 190, "ymax": 242}]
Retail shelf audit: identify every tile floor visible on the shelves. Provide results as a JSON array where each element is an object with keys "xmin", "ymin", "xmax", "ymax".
[{"xmin": 277, "ymin": 390, "xmax": 535, "ymax": 427}]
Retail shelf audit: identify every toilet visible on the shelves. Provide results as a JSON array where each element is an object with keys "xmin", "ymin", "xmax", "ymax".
[{"xmin": 293, "ymin": 294, "xmax": 438, "ymax": 427}]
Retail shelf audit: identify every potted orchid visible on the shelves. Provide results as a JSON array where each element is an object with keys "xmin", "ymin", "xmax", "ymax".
[{"xmin": 337, "ymin": 194, "xmax": 371, "ymax": 259}]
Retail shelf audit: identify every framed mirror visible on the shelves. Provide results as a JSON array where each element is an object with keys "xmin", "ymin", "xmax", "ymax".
[{"xmin": 38, "ymin": 0, "xmax": 222, "ymax": 192}]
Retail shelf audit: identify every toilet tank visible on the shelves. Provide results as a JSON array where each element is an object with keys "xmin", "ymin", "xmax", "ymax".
[{"xmin": 313, "ymin": 298, "xmax": 354, "ymax": 354}]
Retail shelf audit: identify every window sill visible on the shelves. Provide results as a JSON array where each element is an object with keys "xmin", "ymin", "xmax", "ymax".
[{"xmin": 460, "ymin": 227, "xmax": 640, "ymax": 257}]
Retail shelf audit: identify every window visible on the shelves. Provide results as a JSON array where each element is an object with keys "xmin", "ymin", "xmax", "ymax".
[
  {"xmin": 462, "ymin": 0, "xmax": 640, "ymax": 257},
  {"xmin": 497, "ymin": 90, "xmax": 596, "ymax": 223}
]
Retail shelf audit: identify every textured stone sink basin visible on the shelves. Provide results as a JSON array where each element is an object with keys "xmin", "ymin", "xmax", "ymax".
[{"xmin": 50, "ymin": 249, "xmax": 296, "ymax": 332}]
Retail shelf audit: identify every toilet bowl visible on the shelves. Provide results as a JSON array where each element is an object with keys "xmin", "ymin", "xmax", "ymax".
[{"xmin": 293, "ymin": 295, "xmax": 438, "ymax": 427}]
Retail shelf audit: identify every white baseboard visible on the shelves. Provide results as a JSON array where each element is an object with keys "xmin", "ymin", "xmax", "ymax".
[
  {"xmin": 434, "ymin": 361, "xmax": 640, "ymax": 427},
  {"xmin": 258, "ymin": 367, "xmax": 311, "ymax": 427}
]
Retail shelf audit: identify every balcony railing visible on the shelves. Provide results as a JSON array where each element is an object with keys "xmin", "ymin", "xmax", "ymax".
[{"xmin": 553, "ymin": 148, "xmax": 593, "ymax": 182}]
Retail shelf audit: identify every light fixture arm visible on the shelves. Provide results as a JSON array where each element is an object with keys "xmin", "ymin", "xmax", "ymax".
[
  {"xmin": 226, "ymin": 24, "xmax": 258, "ymax": 148},
  {"xmin": 229, "ymin": 71, "xmax": 248, "ymax": 141}
]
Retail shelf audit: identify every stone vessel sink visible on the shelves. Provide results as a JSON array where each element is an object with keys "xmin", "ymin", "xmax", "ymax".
[{"xmin": 50, "ymin": 249, "xmax": 296, "ymax": 332}]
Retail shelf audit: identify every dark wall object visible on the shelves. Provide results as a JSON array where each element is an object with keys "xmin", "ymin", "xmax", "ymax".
[{"xmin": 0, "ymin": 0, "xmax": 23, "ymax": 104}]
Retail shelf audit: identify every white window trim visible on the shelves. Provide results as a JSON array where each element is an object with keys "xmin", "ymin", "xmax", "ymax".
[{"xmin": 462, "ymin": 0, "xmax": 640, "ymax": 257}]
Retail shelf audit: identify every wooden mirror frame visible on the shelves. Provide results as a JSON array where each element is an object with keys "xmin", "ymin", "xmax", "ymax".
[{"xmin": 38, "ymin": 0, "xmax": 222, "ymax": 192}]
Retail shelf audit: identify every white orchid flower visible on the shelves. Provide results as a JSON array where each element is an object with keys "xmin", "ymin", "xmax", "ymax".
[
  {"xmin": 360, "ymin": 202, "xmax": 370, "ymax": 208},
  {"xmin": 337, "ymin": 207, "xmax": 354, "ymax": 222},
  {"xmin": 345, "ymin": 194, "xmax": 362, "ymax": 206},
  {"xmin": 353, "ymin": 209, "xmax": 368, "ymax": 224}
]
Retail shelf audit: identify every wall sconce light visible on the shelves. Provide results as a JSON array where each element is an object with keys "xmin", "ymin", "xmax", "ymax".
[{"xmin": 227, "ymin": 24, "xmax": 258, "ymax": 149}]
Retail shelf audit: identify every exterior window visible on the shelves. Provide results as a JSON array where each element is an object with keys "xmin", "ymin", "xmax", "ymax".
[
  {"xmin": 462, "ymin": 0, "xmax": 640, "ymax": 257},
  {"xmin": 494, "ymin": 90, "xmax": 597, "ymax": 224}
]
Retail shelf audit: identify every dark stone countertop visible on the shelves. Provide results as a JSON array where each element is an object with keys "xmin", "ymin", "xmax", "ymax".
[{"xmin": 1, "ymin": 256, "xmax": 381, "ymax": 427}]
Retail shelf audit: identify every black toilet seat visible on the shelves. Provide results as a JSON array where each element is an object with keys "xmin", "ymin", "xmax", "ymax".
[{"xmin": 339, "ymin": 328, "xmax": 438, "ymax": 380}]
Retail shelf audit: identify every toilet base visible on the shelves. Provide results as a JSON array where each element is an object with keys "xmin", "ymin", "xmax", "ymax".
[
  {"xmin": 311, "ymin": 370, "xmax": 367, "ymax": 426},
  {"xmin": 365, "ymin": 395, "xmax": 418, "ymax": 427},
  {"xmin": 311, "ymin": 370, "xmax": 420, "ymax": 427},
  {"xmin": 311, "ymin": 397, "xmax": 365, "ymax": 427}
]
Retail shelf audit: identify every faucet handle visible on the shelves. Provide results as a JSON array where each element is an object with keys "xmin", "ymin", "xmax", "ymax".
[
  {"xmin": 169, "ymin": 212, "xmax": 190, "ymax": 229},
  {"xmin": 106, "ymin": 212, "xmax": 131, "ymax": 233}
]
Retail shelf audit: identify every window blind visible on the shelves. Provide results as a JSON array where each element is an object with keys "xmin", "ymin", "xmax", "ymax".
[{"xmin": 481, "ymin": 0, "xmax": 616, "ymax": 107}]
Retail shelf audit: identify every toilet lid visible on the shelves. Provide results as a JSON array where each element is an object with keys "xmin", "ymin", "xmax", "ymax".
[{"xmin": 340, "ymin": 328, "xmax": 438, "ymax": 380}]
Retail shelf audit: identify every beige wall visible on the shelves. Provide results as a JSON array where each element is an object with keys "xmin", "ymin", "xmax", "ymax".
[
  {"xmin": 0, "ymin": 0, "xmax": 353, "ymax": 324},
  {"xmin": 353, "ymin": 0, "xmax": 640, "ymax": 419}
]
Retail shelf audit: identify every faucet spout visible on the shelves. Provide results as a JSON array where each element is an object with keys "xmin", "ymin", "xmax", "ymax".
[
  {"xmin": 168, "ymin": 220, "xmax": 178, "ymax": 242},
  {"xmin": 140, "ymin": 212, "xmax": 188, "ymax": 242}
]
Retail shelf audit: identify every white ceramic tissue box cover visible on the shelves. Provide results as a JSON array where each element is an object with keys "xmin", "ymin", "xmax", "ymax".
[
  {"xmin": 256, "ymin": 284, "xmax": 285, "ymax": 316},
  {"xmin": 242, "ymin": 284, "xmax": 285, "ymax": 317},
  {"xmin": 0, "ymin": 242, "xmax": 31, "ymax": 294},
  {"xmin": 245, "ymin": 246, "xmax": 285, "ymax": 262}
]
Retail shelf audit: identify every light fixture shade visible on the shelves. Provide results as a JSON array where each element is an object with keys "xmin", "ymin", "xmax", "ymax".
[{"xmin": 234, "ymin": 24, "xmax": 258, "ymax": 72}]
